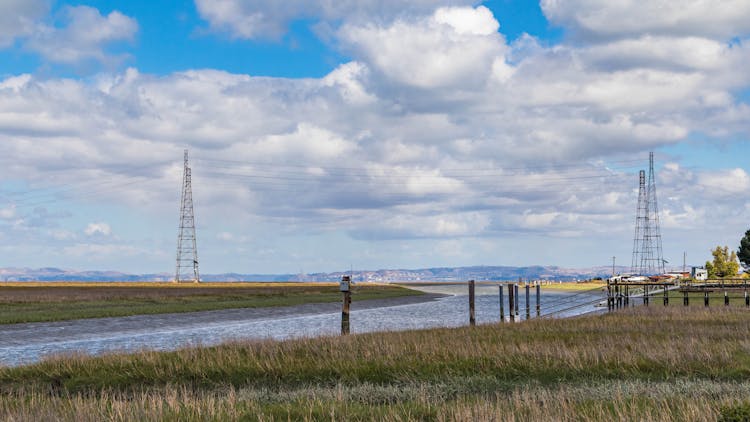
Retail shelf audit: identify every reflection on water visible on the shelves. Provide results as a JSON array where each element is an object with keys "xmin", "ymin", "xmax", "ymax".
[{"xmin": 0, "ymin": 285, "xmax": 604, "ymax": 367}]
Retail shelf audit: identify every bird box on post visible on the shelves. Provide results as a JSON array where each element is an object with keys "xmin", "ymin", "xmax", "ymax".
[{"xmin": 340, "ymin": 275, "xmax": 351, "ymax": 292}]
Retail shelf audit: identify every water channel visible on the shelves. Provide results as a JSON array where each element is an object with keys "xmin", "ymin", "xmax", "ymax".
[{"xmin": 0, "ymin": 284, "xmax": 605, "ymax": 367}]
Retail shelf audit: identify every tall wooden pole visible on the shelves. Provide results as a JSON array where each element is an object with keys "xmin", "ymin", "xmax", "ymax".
[
  {"xmin": 499, "ymin": 285, "xmax": 504, "ymax": 323},
  {"xmin": 508, "ymin": 284, "xmax": 515, "ymax": 323},
  {"xmin": 341, "ymin": 276, "xmax": 351, "ymax": 335},
  {"xmin": 469, "ymin": 280, "xmax": 476, "ymax": 327},
  {"xmin": 525, "ymin": 284, "xmax": 531, "ymax": 320}
]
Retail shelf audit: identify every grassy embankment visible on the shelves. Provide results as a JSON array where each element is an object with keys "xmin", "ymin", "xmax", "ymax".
[
  {"xmin": 0, "ymin": 282, "xmax": 422, "ymax": 325},
  {"xmin": 2, "ymin": 306, "xmax": 750, "ymax": 420},
  {"xmin": 540, "ymin": 281, "xmax": 606, "ymax": 291}
]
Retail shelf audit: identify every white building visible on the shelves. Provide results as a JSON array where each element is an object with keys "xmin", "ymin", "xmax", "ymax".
[{"xmin": 691, "ymin": 267, "xmax": 708, "ymax": 281}]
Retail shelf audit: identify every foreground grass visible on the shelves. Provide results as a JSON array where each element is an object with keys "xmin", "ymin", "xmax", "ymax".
[
  {"xmin": 2, "ymin": 306, "xmax": 750, "ymax": 420},
  {"xmin": 0, "ymin": 283, "xmax": 421, "ymax": 325}
]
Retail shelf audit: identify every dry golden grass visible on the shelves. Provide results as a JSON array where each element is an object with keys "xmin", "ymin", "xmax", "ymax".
[
  {"xmin": 541, "ymin": 281, "xmax": 607, "ymax": 291},
  {"xmin": 1, "ymin": 306, "xmax": 750, "ymax": 420}
]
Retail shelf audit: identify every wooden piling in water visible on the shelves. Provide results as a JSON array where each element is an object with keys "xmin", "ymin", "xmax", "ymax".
[
  {"xmin": 625, "ymin": 286, "xmax": 630, "ymax": 307},
  {"xmin": 525, "ymin": 284, "xmax": 530, "ymax": 320},
  {"xmin": 607, "ymin": 284, "xmax": 612, "ymax": 311},
  {"xmin": 508, "ymin": 284, "xmax": 515, "ymax": 323},
  {"xmin": 535, "ymin": 283, "xmax": 541, "ymax": 317},
  {"xmin": 499, "ymin": 285, "xmax": 504, "ymax": 323},
  {"xmin": 341, "ymin": 275, "xmax": 352, "ymax": 335},
  {"xmin": 514, "ymin": 284, "xmax": 519, "ymax": 320},
  {"xmin": 469, "ymin": 279, "xmax": 476, "ymax": 326}
]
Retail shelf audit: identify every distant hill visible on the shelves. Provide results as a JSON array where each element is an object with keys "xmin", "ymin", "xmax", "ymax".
[{"xmin": 0, "ymin": 265, "xmax": 628, "ymax": 282}]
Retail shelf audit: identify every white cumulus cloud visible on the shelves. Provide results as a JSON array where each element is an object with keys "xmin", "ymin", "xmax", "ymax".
[
  {"xmin": 541, "ymin": 0, "xmax": 750, "ymax": 40},
  {"xmin": 25, "ymin": 5, "xmax": 137, "ymax": 65},
  {"xmin": 194, "ymin": 0, "xmax": 474, "ymax": 40},
  {"xmin": 0, "ymin": 0, "xmax": 50, "ymax": 48},
  {"xmin": 84, "ymin": 222, "xmax": 112, "ymax": 237},
  {"xmin": 339, "ymin": 6, "xmax": 505, "ymax": 89}
]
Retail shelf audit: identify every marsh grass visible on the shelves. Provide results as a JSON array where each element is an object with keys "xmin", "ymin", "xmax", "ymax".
[
  {"xmin": 2, "ymin": 306, "xmax": 750, "ymax": 419},
  {"xmin": 541, "ymin": 281, "xmax": 606, "ymax": 291},
  {"xmin": 0, "ymin": 283, "xmax": 421, "ymax": 324}
]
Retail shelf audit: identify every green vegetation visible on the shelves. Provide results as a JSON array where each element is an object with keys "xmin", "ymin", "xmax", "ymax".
[
  {"xmin": 0, "ymin": 283, "xmax": 422, "ymax": 325},
  {"xmin": 739, "ymin": 229, "xmax": 750, "ymax": 268},
  {"xmin": 1, "ymin": 307, "xmax": 750, "ymax": 420},
  {"xmin": 706, "ymin": 246, "xmax": 741, "ymax": 278}
]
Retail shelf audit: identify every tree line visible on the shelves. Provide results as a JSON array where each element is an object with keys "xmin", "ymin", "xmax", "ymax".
[{"xmin": 706, "ymin": 229, "xmax": 750, "ymax": 278}]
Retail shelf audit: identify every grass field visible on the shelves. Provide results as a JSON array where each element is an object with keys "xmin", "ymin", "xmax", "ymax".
[
  {"xmin": 1, "ymin": 306, "xmax": 750, "ymax": 420},
  {"xmin": 0, "ymin": 282, "xmax": 422, "ymax": 325},
  {"xmin": 540, "ymin": 281, "xmax": 606, "ymax": 291}
]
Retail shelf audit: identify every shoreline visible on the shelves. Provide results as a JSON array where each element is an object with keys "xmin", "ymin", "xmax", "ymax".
[{"xmin": 0, "ymin": 292, "xmax": 446, "ymax": 367}]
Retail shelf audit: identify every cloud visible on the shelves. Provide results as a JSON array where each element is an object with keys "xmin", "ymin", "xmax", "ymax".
[
  {"xmin": 84, "ymin": 222, "xmax": 112, "ymax": 237},
  {"xmin": 337, "ymin": 6, "xmax": 505, "ymax": 90},
  {"xmin": 351, "ymin": 211, "xmax": 491, "ymax": 240},
  {"xmin": 0, "ymin": 205, "xmax": 16, "ymax": 220},
  {"xmin": 1, "ymin": 3, "xmax": 750, "ymax": 272},
  {"xmin": 25, "ymin": 5, "xmax": 137, "ymax": 65},
  {"xmin": 194, "ymin": 0, "xmax": 474, "ymax": 40},
  {"xmin": 541, "ymin": 0, "xmax": 750, "ymax": 41},
  {"xmin": 697, "ymin": 169, "xmax": 750, "ymax": 196},
  {"xmin": 0, "ymin": 0, "xmax": 50, "ymax": 48}
]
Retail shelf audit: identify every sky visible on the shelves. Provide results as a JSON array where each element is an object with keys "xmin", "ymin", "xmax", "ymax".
[{"xmin": 0, "ymin": 0, "xmax": 749, "ymax": 275}]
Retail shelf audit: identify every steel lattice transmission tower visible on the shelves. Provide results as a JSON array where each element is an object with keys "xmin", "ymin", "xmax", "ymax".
[
  {"xmin": 630, "ymin": 152, "xmax": 665, "ymax": 275},
  {"xmin": 175, "ymin": 149, "xmax": 200, "ymax": 283}
]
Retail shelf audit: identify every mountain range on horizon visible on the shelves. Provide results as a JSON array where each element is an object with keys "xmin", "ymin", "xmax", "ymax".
[{"xmin": 0, "ymin": 264, "xmax": 680, "ymax": 282}]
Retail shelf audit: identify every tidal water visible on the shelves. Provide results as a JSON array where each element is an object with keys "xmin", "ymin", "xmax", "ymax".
[{"xmin": 0, "ymin": 284, "xmax": 604, "ymax": 367}]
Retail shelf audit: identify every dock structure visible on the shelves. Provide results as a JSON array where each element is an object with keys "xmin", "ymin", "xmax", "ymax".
[{"xmin": 606, "ymin": 278, "xmax": 750, "ymax": 310}]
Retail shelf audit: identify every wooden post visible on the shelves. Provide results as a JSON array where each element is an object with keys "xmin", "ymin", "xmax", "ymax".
[
  {"xmin": 499, "ymin": 285, "xmax": 504, "ymax": 323},
  {"xmin": 683, "ymin": 290, "xmax": 689, "ymax": 306},
  {"xmin": 745, "ymin": 289, "xmax": 749, "ymax": 307},
  {"xmin": 508, "ymin": 284, "xmax": 515, "ymax": 323},
  {"xmin": 340, "ymin": 276, "xmax": 352, "ymax": 335},
  {"xmin": 644, "ymin": 286, "xmax": 649, "ymax": 306},
  {"xmin": 535, "ymin": 283, "xmax": 541, "ymax": 317},
  {"xmin": 514, "ymin": 284, "xmax": 519, "ymax": 320},
  {"xmin": 724, "ymin": 290, "xmax": 729, "ymax": 306},
  {"xmin": 469, "ymin": 280, "xmax": 476, "ymax": 326},
  {"xmin": 663, "ymin": 285, "xmax": 668, "ymax": 306},
  {"xmin": 704, "ymin": 290, "xmax": 709, "ymax": 307},
  {"xmin": 627, "ymin": 285, "xmax": 631, "ymax": 307},
  {"xmin": 607, "ymin": 282, "xmax": 612, "ymax": 311},
  {"xmin": 525, "ymin": 284, "xmax": 530, "ymax": 320}
]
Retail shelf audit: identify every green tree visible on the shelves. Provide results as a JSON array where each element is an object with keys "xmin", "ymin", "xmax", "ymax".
[
  {"xmin": 739, "ymin": 229, "xmax": 750, "ymax": 268},
  {"xmin": 706, "ymin": 246, "xmax": 740, "ymax": 278}
]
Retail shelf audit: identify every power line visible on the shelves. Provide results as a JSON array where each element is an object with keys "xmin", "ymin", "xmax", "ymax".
[{"xmin": 193, "ymin": 156, "xmax": 647, "ymax": 173}]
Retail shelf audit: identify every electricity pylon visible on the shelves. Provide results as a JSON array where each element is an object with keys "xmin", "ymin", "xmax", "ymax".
[
  {"xmin": 630, "ymin": 152, "xmax": 665, "ymax": 275},
  {"xmin": 175, "ymin": 149, "xmax": 200, "ymax": 283}
]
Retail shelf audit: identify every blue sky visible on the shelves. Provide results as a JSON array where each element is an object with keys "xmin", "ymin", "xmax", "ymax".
[
  {"xmin": 1, "ymin": 0, "xmax": 562, "ymax": 78},
  {"xmin": 0, "ymin": 0, "xmax": 749, "ymax": 275}
]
